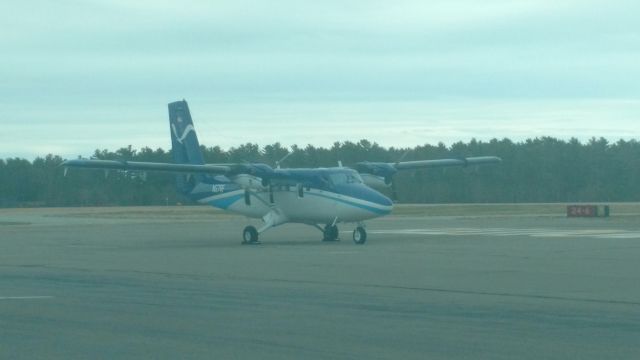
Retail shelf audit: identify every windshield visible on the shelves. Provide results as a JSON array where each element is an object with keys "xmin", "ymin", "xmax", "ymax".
[{"xmin": 328, "ymin": 171, "xmax": 363, "ymax": 185}]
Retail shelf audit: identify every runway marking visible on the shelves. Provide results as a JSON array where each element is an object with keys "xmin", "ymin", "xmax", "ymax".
[
  {"xmin": 254, "ymin": 277, "xmax": 640, "ymax": 307},
  {"xmin": 3, "ymin": 264, "xmax": 636, "ymax": 307},
  {"xmin": 0, "ymin": 296, "xmax": 54, "ymax": 300},
  {"xmin": 365, "ymin": 228, "xmax": 640, "ymax": 239}
]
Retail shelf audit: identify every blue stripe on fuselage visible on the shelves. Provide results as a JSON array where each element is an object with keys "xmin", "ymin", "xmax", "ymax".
[
  {"xmin": 305, "ymin": 192, "xmax": 392, "ymax": 215},
  {"xmin": 201, "ymin": 189, "xmax": 391, "ymax": 215},
  {"xmin": 192, "ymin": 181, "xmax": 392, "ymax": 215}
]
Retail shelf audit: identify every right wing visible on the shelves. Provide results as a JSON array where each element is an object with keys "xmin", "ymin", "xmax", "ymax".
[{"xmin": 61, "ymin": 159, "xmax": 232, "ymax": 175}]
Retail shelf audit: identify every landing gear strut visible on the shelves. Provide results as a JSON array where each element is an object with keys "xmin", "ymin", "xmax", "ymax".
[
  {"xmin": 352, "ymin": 226, "xmax": 367, "ymax": 245},
  {"xmin": 322, "ymin": 224, "xmax": 339, "ymax": 242},
  {"xmin": 242, "ymin": 225, "xmax": 260, "ymax": 244}
]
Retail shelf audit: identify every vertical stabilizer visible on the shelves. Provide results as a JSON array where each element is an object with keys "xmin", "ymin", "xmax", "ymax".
[
  {"xmin": 168, "ymin": 100, "xmax": 205, "ymax": 192},
  {"xmin": 168, "ymin": 100, "xmax": 204, "ymax": 165}
]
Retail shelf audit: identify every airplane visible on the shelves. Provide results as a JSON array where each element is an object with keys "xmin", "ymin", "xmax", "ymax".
[{"xmin": 62, "ymin": 100, "xmax": 501, "ymax": 245}]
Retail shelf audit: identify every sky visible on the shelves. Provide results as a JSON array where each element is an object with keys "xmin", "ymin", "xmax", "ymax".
[{"xmin": 1, "ymin": 0, "xmax": 639, "ymax": 159}]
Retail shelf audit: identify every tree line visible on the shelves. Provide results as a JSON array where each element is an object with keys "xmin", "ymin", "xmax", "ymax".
[{"xmin": 1, "ymin": 137, "xmax": 638, "ymax": 207}]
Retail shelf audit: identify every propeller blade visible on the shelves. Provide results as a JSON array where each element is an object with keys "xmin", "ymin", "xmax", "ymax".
[
  {"xmin": 396, "ymin": 149, "xmax": 410, "ymax": 164},
  {"xmin": 391, "ymin": 179, "xmax": 398, "ymax": 202},
  {"xmin": 269, "ymin": 184, "xmax": 275, "ymax": 204}
]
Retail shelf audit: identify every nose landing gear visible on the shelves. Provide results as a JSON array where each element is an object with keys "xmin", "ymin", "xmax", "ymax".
[{"xmin": 352, "ymin": 226, "xmax": 367, "ymax": 245}]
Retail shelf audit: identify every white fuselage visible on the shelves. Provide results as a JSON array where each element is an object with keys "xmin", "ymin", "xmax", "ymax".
[{"xmin": 198, "ymin": 186, "xmax": 393, "ymax": 225}]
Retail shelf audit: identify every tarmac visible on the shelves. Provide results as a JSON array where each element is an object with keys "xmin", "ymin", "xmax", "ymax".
[{"xmin": 1, "ymin": 206, "xmax": 639, "ymax": 359}]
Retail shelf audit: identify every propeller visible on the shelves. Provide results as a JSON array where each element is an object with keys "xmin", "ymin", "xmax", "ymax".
[
  {"xmin": 269, "ymin": 184, "xmax": 275, "ymax": 204},
  {"xmin": 396, "ymin": 149, "xmax": 410, "ymax": 164},
  {"xmin": 390, "ymin": 178, "xmax": 399, "ymax": 202},
  {"xmin": 389, "ymin": 149, "xmax": 410, "ymax": 202}
]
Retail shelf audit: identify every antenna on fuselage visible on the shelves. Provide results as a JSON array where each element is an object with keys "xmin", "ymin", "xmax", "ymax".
[{"xmin": 275, "ymin": 151, "xmax": 293, "ymax": 169}]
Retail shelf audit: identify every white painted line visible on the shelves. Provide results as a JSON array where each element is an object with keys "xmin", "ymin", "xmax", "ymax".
[
  {"xmin": 365, "ymin": 228, "xmax": 640, "ymax": 239},
  {"xmin": 0, "ymin": 296, "xmax": 54, "ymax": 300}
]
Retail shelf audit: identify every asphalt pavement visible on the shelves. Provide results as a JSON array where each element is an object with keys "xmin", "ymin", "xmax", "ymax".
[{"xmin": 1, "ymin": 207, "xmax": 639, "ymax": 359}]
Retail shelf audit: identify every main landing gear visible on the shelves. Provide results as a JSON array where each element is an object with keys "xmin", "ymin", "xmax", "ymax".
[
  {"xmin": 322, "ymin": 224, "xmax": 339, "ymax": 242},
  {"xmin": 242, "ymin": 209, "xmax": 286, "ymax": 245},
  {"xmin": 242, "ymin": 225, "xmax": 260, "ymax": 245}
]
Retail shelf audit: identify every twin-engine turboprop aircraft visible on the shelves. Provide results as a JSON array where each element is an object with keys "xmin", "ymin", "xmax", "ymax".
[{"xmin": 62, "ymin": 100, "xmax": 501, "ymax": 245}]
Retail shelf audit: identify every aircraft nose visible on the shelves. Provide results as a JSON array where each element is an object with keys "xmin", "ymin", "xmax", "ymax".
[
  {"xmin": 339, "ymin": 184, "xmax": 394, "ymax": 215},
  {"xmin": 366, "ymin": 187, "xmax": 393, "ymax": 208}
]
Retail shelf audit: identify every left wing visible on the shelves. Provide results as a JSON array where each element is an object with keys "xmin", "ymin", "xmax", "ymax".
[
  {"xmin": 355, "ymin": 156, "xmax": 501, "ymax": 189},
  {"xmin": 393, "ymin": 156, "xmax": 502, "ymax": 170}
]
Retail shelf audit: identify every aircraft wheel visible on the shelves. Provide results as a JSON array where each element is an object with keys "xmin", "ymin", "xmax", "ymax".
[
  {"xmin": 242, "ymin": 226, "xmax": 259, "ymax": 244},
  {"xmin": 322, "ymin": 224, "xmax": 339, "ymax": 241},
  {"xmin": 353, "ymin": 227, "xmax": 367, "ymax": 245}
]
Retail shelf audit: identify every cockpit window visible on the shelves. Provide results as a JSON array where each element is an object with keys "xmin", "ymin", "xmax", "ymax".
[{"xmin": 328, "ymin": 172, "xmax": 363, "ymax": 185}]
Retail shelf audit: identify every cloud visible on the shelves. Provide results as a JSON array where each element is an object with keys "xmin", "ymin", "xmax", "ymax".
[
  {"xmin": 2, "ymin": 98, "xmax": 639, "ymax": 159},
  {"xmin": 0, "ymin": 1, "xmax": 638, "ymax": 158}
]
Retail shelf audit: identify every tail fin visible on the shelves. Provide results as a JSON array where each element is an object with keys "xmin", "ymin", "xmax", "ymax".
[
  {"xmin": 168, "ymin": 100, "xmax": 205, "ymax": 165},
  {"xmin": 168, "ymin": 100, "xmax": 205, "ymax": 193}
]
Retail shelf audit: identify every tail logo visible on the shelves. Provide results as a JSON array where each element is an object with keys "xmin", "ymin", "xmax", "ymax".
[{"xmin": 171, "ymin": 123, "xmax": 195, "ymax": 144}]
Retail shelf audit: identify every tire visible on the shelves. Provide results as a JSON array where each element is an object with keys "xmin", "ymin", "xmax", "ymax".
[
  {"xmin": 242, "ymin": 226, "xmax": 259, "ymax": 244},
  {"xmin": 323, "ymin": 224, "xmax": 339, "ymax": 241},
  {"xmin": 352, "ymin": 227, "xmax": 367, "ymax": 245}
]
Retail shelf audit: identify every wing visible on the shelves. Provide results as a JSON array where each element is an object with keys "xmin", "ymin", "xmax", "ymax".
[
  {"xmin": 355, "ymin": 156, "xmax": 501, "ymax": 189},
  {"xmin": 61, "ymin": 159, "xmax": 232, "ymax": 175},
  {"xmin": 393, "ymin": 156, "xmax": 502, "ymax": 170},
  {"xmin": 357, "ymin": 156, "xmax": 500, "ymax": 175}
]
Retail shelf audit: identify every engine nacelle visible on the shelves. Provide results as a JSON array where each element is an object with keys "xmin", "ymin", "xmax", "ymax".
[
  {"xmin": 360, "ymin": 174, "xmax": 391, "ymax": 190},
  {"xmin": 231, "ymin": 174, "xmax": 266, "ymax": 190}
]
